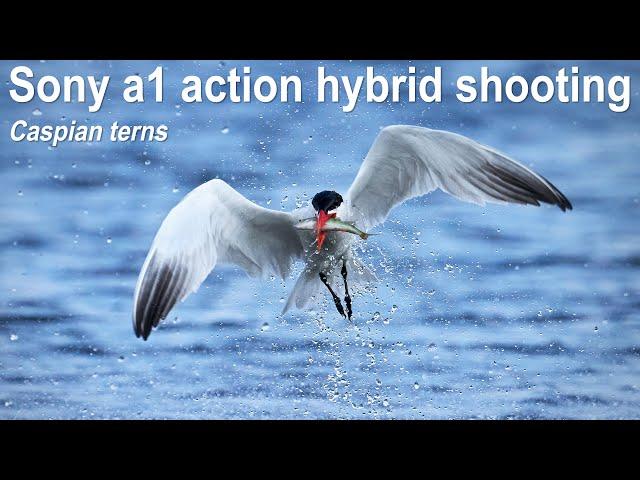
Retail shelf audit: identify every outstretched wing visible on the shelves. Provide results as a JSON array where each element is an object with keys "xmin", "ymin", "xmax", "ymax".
[
  {"xmin": 133, "ymin": 179, "xmax": 304, "ymax": 340},
  {"xmin": 345, "ymin": 125, "xmax": 572, "ymax": 230}
]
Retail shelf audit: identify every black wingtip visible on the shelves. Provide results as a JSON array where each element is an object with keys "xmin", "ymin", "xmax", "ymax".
[
  {"xmin": 133, "ymin": 318, "xmax": 152, "ymax": 341},
  {"xmin": 483, "ymin": 163, "xmax": 572, "ymax": 214},
  {"xmin": 133, "ymin": 311, "xmax": 160, "ymax": 341},
  {"xmin": 133, "ymin": 316, "xmax": 146, "ymax": 340},
  {"xmin": 133, "ymin": 256, "xmax": 186, "ymax": 341},
  {"xmin": 550, "ymin": 184, "xmax": 572, "ymax": 212},
  {"xmin": 531, "ymin": 173, "xmax": 572, "ymax": 212},
  {"xmin": 562, "ymin": 197, "xmax": 573, "ymax": 211},
  {"xmin": 554, "ymin": 188, "xmax": 572, "ymax": 212},
  {"xmin": 558, "ymin": 201, "xmax": 573, "ymax": 212}
]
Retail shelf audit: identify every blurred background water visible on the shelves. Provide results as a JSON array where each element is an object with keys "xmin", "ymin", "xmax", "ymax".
[{"xmin": 1, "ymin": 60, "xmax": 639, "ymax": 419}]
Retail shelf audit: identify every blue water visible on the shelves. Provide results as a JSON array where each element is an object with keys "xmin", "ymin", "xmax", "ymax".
[{"xmin": 1, "ymin": 60, "xmax": 639, "ymax": 419}]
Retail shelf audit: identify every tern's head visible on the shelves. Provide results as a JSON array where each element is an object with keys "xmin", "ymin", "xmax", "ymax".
[{"xmin": 312, "ymin": 190, "xmax": 343, "ymax": 214}]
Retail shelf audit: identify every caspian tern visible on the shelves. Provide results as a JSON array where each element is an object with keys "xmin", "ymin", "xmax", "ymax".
[{"xmin": 132, "ymin": 125, "xmax": 572, "ymax": 340}]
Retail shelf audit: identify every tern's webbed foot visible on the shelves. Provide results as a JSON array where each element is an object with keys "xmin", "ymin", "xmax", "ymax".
[
  {"xmin": 344, "ymin": 294, "xmax": 352, "ymax": 321},
  {"xmin": 341, "ymin": 260, "xmax": 352, "ymax": 321}
]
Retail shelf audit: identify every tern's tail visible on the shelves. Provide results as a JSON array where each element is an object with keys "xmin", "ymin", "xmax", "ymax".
[{"xmin": 282, "ymin": 268, "xmax": 323, "ymax": 314}]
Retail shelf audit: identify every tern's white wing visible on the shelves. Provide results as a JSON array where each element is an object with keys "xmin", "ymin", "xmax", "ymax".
[
  {"xmin": 133, "ymin": 179, "xmax": 304, "ymax": 340},
  {"xmin": 345, "ymin": 125, "xmax": 572, "ymax": 230}
]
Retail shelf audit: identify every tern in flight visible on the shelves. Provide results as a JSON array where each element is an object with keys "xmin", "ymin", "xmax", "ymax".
[{"xmin": 132, "ymin": 125, "xmax": 572, "ymax": 340}]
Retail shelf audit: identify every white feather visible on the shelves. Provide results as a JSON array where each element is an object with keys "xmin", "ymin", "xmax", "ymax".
[
  {"xmin": 345, "ymin": 125, "xmax": 571, "ymax": 230},
  {"xmin": 132, "ymin": 179, "xmax": 304, "ymax": 339}
]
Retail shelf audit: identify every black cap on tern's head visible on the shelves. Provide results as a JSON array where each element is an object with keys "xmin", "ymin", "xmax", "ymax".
[{"xmin": 312, "ymin": 190, "xmax": 343, "ymax": 213}]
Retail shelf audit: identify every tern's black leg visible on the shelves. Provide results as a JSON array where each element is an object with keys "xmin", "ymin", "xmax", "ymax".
[
  {"xmin": 319, "ymin": 271, "xmax": 346, "ymax": 318},
  {"xmin": 341, "ymin": 260, "xmax": 352, "ymax": 321}
]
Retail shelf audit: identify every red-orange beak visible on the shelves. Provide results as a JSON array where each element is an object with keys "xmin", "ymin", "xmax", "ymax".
[{"xmin": 316, "ymin": 210, "xmax": 336, "ymax": 251}]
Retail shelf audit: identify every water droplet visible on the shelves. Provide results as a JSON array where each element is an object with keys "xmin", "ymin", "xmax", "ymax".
[
  {"xmin": 261, "ymin": 322, "xmax": 270, "ymax": 332},
  {"xmin": 414, "ymin": 382, "xmax": 420, "ymax": 390},
  {"xmin": 427, "ymin": 342, "xmax": 437, "ymax": 352},
  {"xmin": 172, "ymin": 186, "xmax": 180, "ymax": 193},
  {"xmin": 144, "ymin": 159, "xmax": 151, "ymax": 166},
  {"xmin": 594, "ymin": 326, "xmax": 599, "ymax": 332},
  {"xmin": 383, "ymin": 318, "xmax": 390, "ymax": 325},
  {"xmin": 106, "ymin": 237, "xmax": 112, "ymax": 244},
  {"xmin": 17, "ymin": 190, "xmax": 23, "ymax": 197},
  {"xmin": 10, "ymin": 334, "xmax": 18, "ymax": 341},
  {"xmin": 372, "ymin": 312, "xmax": 381, "ymax": 321},
  {"xmin": 117, "ymin": 355, "xmax": 125, "ymax": 363},
  {"xmin": 390, "ymin": 304, "xmax": 398, "ymax": 313},
  {"xmin": 221, "ymin": 126, "xmax": 230, "ymax": 134},
  {"xmin": 32, "ymin": 108, "xmax": 42, "ymax": 116},
  {"xmin": 382, "ymin": 399, "xmax": 389, "ymax": 407}
]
